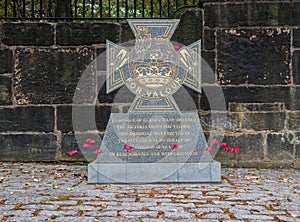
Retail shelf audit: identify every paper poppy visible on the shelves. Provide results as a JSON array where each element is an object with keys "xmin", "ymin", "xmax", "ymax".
[
  {"xmin": 69, "ymin": 150, "xmax": 78, "ymax": 155},
  {"xmin": 94, "ymin": 149, "xmax": 103, "ymax": 155},
  {"xmin": 124, "ymin": 145, "xmax": 133, "ymax": 151},
  {"xmin": 173, "ymin": 45, "xmax": 181, "ymax": 50},
  {"xmin": 86, "ymin": 138, "xmax": 96, "ymax": 145},
  {"xmin": 82, "ymin": 143, "xmax": 90, "ymax": 148},
  {"xmin": 231, "ymin": 145, "xmax": 240, "ymax": 153},
  {"xmin": 222, "ymin": 147, "xmax": 231, "ymax": 152},
  {"xmin": 171, "ymin": 144, "xmax": 179, "ymax": 149},
  {"xmin": 221, "ymin": 142, "xmax": 228, "ymax": 147},
  {"xmin": 212, "ymin": 139, "xmax": 219, "ymax": 145},
  {"xmin": 205, "ymin": 146, "xmax": 213, "ymax": 152}
]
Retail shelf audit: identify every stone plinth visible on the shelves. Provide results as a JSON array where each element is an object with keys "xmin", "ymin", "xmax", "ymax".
[{"xmin": 88, "ymin": 112, "xmax": 221, "ymax": 183}]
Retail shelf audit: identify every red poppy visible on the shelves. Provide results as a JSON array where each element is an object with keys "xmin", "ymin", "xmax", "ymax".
[
  {"xmin": 94, "ymin": 149, "xmax": 102, "ymax": 155},
  {"xmin": 221, "ymin": 142, "xmax": 228, "ymax": 147},
  {"xmin": 205, "ymin": 146, "xmax": 213, "ymax": 152},
  {"xmin": 69, "ymin": 150, "xmax": 78, "ymax": 155},
  {"xmin": 231, "ymin": 145, "xmax": 240, "ymax": 153},
  {"xmin": 212, "ymin": 139, "xmax": 219, "ymax": 145},
  {"xmin": 222, "ymin": 147, "xmax": 231, "ymax": 152},
  {"xmin": 124, "ymin": 145, "xmax": 133, "ymax": 151},
  {"xmin": 82, "ymin": 143, "xmax": 90, "ymax": 148},
  {"xmin": 171, "ymin": 144, "xmax": 179, "ymax": 149},
  {"xmin": 86, "ymin": 138, "xmax": 96, "ymax": 145},
  {"xmin": 173, "ymin": 45, "xmax": 181, "ymax": 50}
]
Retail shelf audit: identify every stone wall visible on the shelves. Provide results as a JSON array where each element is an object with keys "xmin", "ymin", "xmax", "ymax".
[{"xmin": 0, "ymin": 0, "xmax": 299, "ymax": 168}]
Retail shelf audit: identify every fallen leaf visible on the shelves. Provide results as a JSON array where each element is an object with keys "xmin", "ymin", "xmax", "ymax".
[
  {"xmin": 291, "ymin": 212, "xmax": 297, "ymax": 218},
  {"xmin": 0, "ymin": 199, "xmax": 6, "ymax": 205}
]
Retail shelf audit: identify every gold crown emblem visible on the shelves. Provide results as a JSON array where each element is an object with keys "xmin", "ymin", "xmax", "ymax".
[{"xmin": 131, "ymin": 62, "xmax": 176, "ymax": 88}]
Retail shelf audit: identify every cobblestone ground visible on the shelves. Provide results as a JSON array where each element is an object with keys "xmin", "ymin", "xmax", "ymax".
[{"xmin": 0, "ymin": 163, "xmax": 299, "ymax": 222}]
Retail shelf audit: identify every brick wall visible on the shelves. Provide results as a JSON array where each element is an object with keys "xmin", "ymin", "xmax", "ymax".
[{"xmin": 0, "ymin": 1, "xmax": 299, "ymax": 167}]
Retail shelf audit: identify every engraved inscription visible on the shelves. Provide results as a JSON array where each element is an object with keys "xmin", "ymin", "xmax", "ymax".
[{"xmin": 110, "ymin": 115, "xmax": 199, "ymax": 157}]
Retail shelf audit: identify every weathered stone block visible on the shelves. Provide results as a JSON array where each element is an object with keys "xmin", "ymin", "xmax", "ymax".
[
  {"xmin": 172, "ymin": 10, "xmax": 202, "ymax": 46},
  {"xmin": 2, "ymin": 23, "xmax": 54, "ymax": 46},
  {"xmin": 120, "ymin": 22, "xmax": 135, "ymax": 43},
  {"xmin": 0, "ymin": 48, "xmax": 13, "ymax": 74},
  {"xmin": 292, "ymin": 50, "xmax": 300, "ymax": 84},
  {"xmin": 57, "ymin": 106, "xmax": 74, "ymax": 132},
  {"xmin": 288, "ymin": 111, "xmax": 300, "ymax": 131},
  {"xmin": 278, "ymin": 2, "xmax": 300, "ymax": 26},
  {"xmin": 229, "ymin": 102, "xmax": 285, "ymax": 112},
  {"xmin": 267, "ymin": 133, "xmax": 294, "ymax": 160},
  {"xmin": 205, "ymin": 2, "xmax": 300, "ymax": 28},
  {"xmin": 202, "ymin": 51, "xmax": 216, "ymax": 84},
  {"xmin": 216, "ymin": 134, "xmax": 264, "ymax": 161},
  {"xmin": 199, "ymin": 111, "xmax": 241, "ymax": 132},
  {"xmin": 57, "ymin": 105, "xmax": 111, "ymax": 132},
  {"xmin": 203, "ymin": 86, "xmax": 298, "ymax": 113},
  {"xmin": 0, "ymin": 134, "xmax": 57, "ymax": 161},
  {"xmin": 203, "ymin": 29, "xmax": 215, "ymax": 50},
  {"xmin": 0, "ymin": 106, "xmax": 54, "ymax": 132},
  {"xmin": 56, "ymin": 23, "xmax": 120, "ymax": 45},
  {"xmin": 205, "ymin": 3, "xmax": 267, "ymax": 28},
  {"xmin": 293, "ymin": 28, "xmax": 300, "ymax": 48},
  {"xmin": 0, "ymin": 76, "xmax": 12, "ymax": 105},
  {"xmin": 242, "ymin": 112, "xmax": 285, "ymax": 132},
  {"xmin": 217, "ymin": 28, "xmax": 290, "ymax": 85},
  {"xmin": 15, "ymin": 48, "xmax": 94, "ymax": 104}
]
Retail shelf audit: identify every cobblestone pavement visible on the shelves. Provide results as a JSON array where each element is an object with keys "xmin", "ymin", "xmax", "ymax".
[{"xmin": 0, "ymin": 162, "xmax": 299, "ymax": 222}]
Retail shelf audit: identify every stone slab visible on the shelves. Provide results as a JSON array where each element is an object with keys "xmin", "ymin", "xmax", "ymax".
[
  {"xmin": 2, "ymin": 23, "xmax": 54, "ymax": 46},
  {"xmin": 0, "ymin": 106, "xmax": 54, "ymax": 132},
  {"xmin": 293, "ymin": 50, "xmax": 300, "ymax": 84},
  {"xmin": 56, "ymin": 23, "xmax": 120, "ymax": 45},
  {"xmin": 15, "ymin": 48, "xmax": 94, "ymax": 104},
  {"xmin": 0, "ymin": 134, "xmax": 57, "ymax": 161},
  {"xmin": 205, "ymin": 2, "xmax": 300, "ymax": 28},
  {"xmin": 0, "ymin": 76, "xmax": 12, "ymax": 105},
  {"xmin": 88, "ymin": 161, "xmax": 221, "ymax": 183},
  {"xmin": 217, "ymin": 28, "xmax": 290, "ymax": 85},
  {"xmin": 200, "ymin": 86, "xmax": 300, "ymax": 111},
  {"xmin": 88, "ymin": 112, "xmax": 221, "ymax": 183},
  {"xmin": 0, "ymin": 48, "xmax": 13, "ymax": 73}
]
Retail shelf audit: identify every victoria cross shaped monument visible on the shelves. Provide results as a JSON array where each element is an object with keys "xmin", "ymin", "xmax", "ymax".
[{"xmin": 88, "ymin": 19, "xmax": 221, "ymax": 183}]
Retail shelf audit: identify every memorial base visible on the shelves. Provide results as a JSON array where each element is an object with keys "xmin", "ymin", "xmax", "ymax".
[
  {"xmin": 88, "ymin": 161, "xmax": 221, "ymax": 183},
  {"xmin": 87, "ymin": 112, "xmax": 221, "ymax": 184}
]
